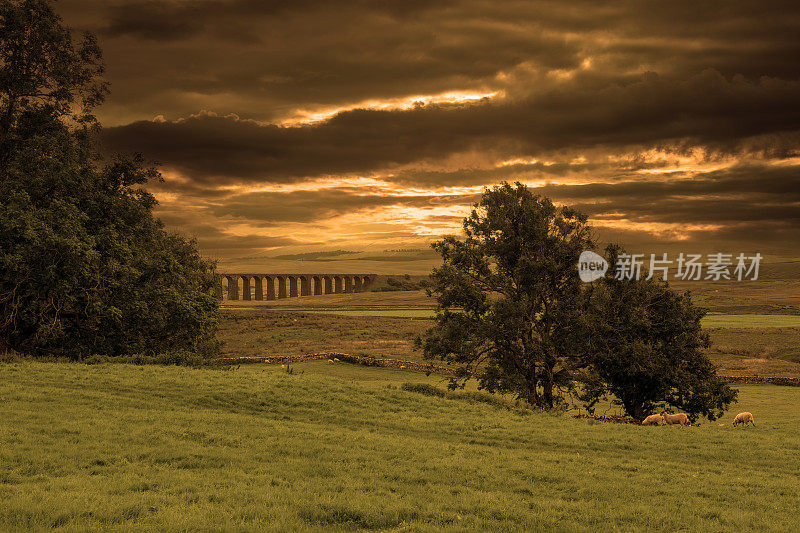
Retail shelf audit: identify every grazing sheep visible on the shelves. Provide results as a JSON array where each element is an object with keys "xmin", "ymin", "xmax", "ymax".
[
  {"xmin": 733, "ymin": 412, "xmax": 755, "ymax": 427},
  {"xmin": 661, "ymin": 412, "xmax": 689, "ymax": 426},
  {"xmin": 333, "ymin": 358, "xmax": 340, "ymax": 362},
  {"xmin": 641, "ymin": 414, "xmax": 665, "ymax": 426},
  {"xmin": 327, "ymin": 359, "xmax": 334, "ymax": 364}
]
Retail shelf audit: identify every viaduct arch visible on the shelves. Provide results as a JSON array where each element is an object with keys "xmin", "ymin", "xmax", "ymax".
[{"xmin": 215, "ymin": 274, "xmax": 378, "ymax": 301}]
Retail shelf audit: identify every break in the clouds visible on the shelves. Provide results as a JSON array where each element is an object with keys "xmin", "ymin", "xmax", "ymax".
[{"xmin": 57, "ymin": 0, "xmax": 800, "ymax": 263}]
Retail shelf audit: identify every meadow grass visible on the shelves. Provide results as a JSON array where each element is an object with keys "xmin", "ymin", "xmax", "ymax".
[
  {"xmin": 283, "ymin": 310, "xmax": 800, "ymax": 324},
  {"xmin": 218, "ymin": 309, "xmax": 432, "ymax": 362},
  {"xmin": 224, "ymin": 307, "xmax": 436, "ymax": 318},
  {"xmin": 2, "ymin": 361, "xmax": 799, "ymax": 531},
  {"xmin": 225, "ymin": 305, "xmax": 800, "ymax": 324},
  {"xmin": 217, "ymin": 309, "xmax": 800, "ymax": 378},
  {"xmin": 223, "ymin": 290, "xmax": 435, "ymax": 309},
  {"xmin": 283, "ymin": 308, "xmax": 435, "ymax": 318},
  {"xmin": 708, "ymin": 327, "xmax": 800, "ymax": 364},
  {"xmin": 702, "ymin": 314, "xmax": 800, "ymax": 328}
]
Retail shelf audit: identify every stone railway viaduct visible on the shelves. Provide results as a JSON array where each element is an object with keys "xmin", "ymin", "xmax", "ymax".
[{"xmin": 215, "ymin": 274, "xmax": 377, "ymax": 300}]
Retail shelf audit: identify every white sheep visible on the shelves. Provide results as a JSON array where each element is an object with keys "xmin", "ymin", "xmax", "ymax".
[
  {"xmin": 641, "ymin": 414, "xmax": 665, "ymax": 426},
  {"xmin": 733, "ymin": 412, "xmax": 755, "ymax": 427},
  {"xmin": 661, "ymin": 412, "xmax": 689, "ymax": 426}
]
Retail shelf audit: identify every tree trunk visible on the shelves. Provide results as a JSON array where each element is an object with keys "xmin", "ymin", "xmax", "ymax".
[
  {"xmin": 0, "ymin": 95, "xmax": 18, "ymax": 164},
  {"xmin": 525, "ymin": 377, "xmax": 539, "ymax": 406},
  {"xmin": 625, "ymin": 400, "xmax": 646, "ymax": 422},
  {"xmin": 542, "ymin": 379, "xmax": 554, "ymax": 408},
  {"xmin": 540, "ymin": 359, "xmax": 556, "ymax": 408}
]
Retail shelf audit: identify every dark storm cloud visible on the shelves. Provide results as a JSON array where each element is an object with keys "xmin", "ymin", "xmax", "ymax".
[
  {"xmin": 539, "ymin": 164, "xmax": 800, "ymax": 202},
  {"xmin": 158, "ymin": 218, "xmax": 301, "ymax": 251},
  {"xmin": 172, "ymin": 162, "xmax": 798, "ymax": 231},
  {"xmin": 100, "ymin": 0, "xmax": 454, "ymax": 42},
  {"xmin": 191, "ymin": 229, "xmax": 299, "ymax": 252},
  {"xmin": 56, "ymin": 0, "xmax": 800, "ymax": 126},
  {"xmin": 535, "ymin": 164, "xmax": 800, "ymax": 227},
  {"xmin": 391, "ymin": 161, "xmax": 604, "ymax": 187},
  {"xmin": 102, "ymin": 70, "xmax": 800, "ymax": 184},
  {"xmin": 53, "ymin": 0, "xmax": 800, "ymax": 258},
  {"xmin": 73, "ymin": 0, "xmax": 579, "ymax": 123}
]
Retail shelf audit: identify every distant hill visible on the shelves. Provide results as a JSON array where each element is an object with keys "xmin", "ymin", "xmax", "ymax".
[
  {"xmin": 272, "ymin": 250, "xmax": 361, "ymax": 261},
  {"xmin": 218, "ymin": 247, "xmax": 442, "ymax": 274}
]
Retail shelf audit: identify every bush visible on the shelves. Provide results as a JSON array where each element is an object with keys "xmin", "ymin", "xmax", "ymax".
[
  {"xmin": 583, "ymin": 245, "xmax": 738, "ymax": 422},
  {"xmin": 401, "ymin": 383, "xmax": 446, "ymax": 397},
  {"xmin": 401, "ymin": 382, "xmax": 523, "ymax": 411},
  {"xmin": 375, "ymin": 276, "xmax": 430, "ymax": 292}
]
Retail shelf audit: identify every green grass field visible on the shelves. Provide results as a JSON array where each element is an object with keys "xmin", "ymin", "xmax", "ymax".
[
  {"xmin": 233, "ymin": 306, "xmax": 437, "ymax": 318},
  {"xmin": 217, "ymin": 308, "xmax": 800, "ymax": 379},
  {"xmin": 255, "ymin": 309, "xmax": 800, "ymax": 324},
  {"xmin": 702, "ymin": 314, "xmax": 800, "ymax": 328},
  {"xmin": 2, "ymin": 361, "xmax": 799, "ymax": 531},
  {"xmin": 225, "ymin": 305, "xmax": 800, "ymax": 323},
  {"xmin": 218, "ymin": 309, "xmax": 432, "ymax": 362}
]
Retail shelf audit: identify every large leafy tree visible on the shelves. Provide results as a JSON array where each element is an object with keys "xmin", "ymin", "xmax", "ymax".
[
  {"xmin": 582, "ymin": 246, "xmax": 738, "ymax": 422},
  {"xmin": 419, "ymin": 182, "xmax": 594, "ymax": 408},
  {"xmin": 0, "ymin": 0, "xmax": 218, "ymax": 359},
  {"xmin": 0, "ymin": 0, "xmax": 106, "ymax": 165}
]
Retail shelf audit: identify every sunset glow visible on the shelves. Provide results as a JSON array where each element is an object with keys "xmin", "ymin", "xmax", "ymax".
[
  {"xmin": 47, "ymin": 0, "xmax": 798, "ymax": 266},
  {"xmin": 280, "ymin": 90, "xmax": 502, "ymax": 126}
]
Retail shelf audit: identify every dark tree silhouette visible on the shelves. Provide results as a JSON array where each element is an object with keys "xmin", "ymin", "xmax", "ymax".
[
  {"xmin": 419, "ymin": 182, "xmax": 594, "ymax": 408},
  {"xmin": 0, "ymin": 0, "xmax": 218, "ymax": 359},
  {"xmin": 582, "ymin": 245, "xmax": 738, "ymax": 422}
]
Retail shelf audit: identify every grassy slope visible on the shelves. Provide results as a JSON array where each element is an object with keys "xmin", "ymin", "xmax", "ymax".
[
  {"xmin": 2, "ymin": 362, "xmax": 799, "ymax": 531},
  {"xmin": 709, "ymin": 327, "xmax": 800, "ymax": 363}
]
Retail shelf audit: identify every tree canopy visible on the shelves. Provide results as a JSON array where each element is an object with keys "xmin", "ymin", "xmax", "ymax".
[
  {"xmin": 582, "ymin": 246, "xmax": 737, "ymax": 421},
  {"xmin": 419, "ymin": 182, "xmax": 595, "ymax": 408},
  {"xmin": 0, "ymin": 0, "xmax": 218, "ymax": 359},
  {"xmin": 422, "ymin": 183, "xmax": 737, "ymax": 421},
  {"xmin": 0, "ymin": 0, "xmax": 106, "ymax": 164}
]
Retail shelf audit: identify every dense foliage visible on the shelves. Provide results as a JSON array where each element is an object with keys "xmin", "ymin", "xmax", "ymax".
[
  {"xmin": 0, "ymin": 0, "xmax": 218, "ymax": 359},
  {"xmin": 422, "ymin": 183, "xmax": 736, "ymax": 421},
  {"xmin": 581, "ymin": 246, "xmax": 738, "ymax": 421},
  {"xmin": 419, "ymin": 182, "xmax": 594, "ymax": 408}
]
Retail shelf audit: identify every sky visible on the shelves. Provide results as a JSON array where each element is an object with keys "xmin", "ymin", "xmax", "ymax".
[{"xmin": 57, "ymin": 1, "xmax": 800, "ymax": 267}]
